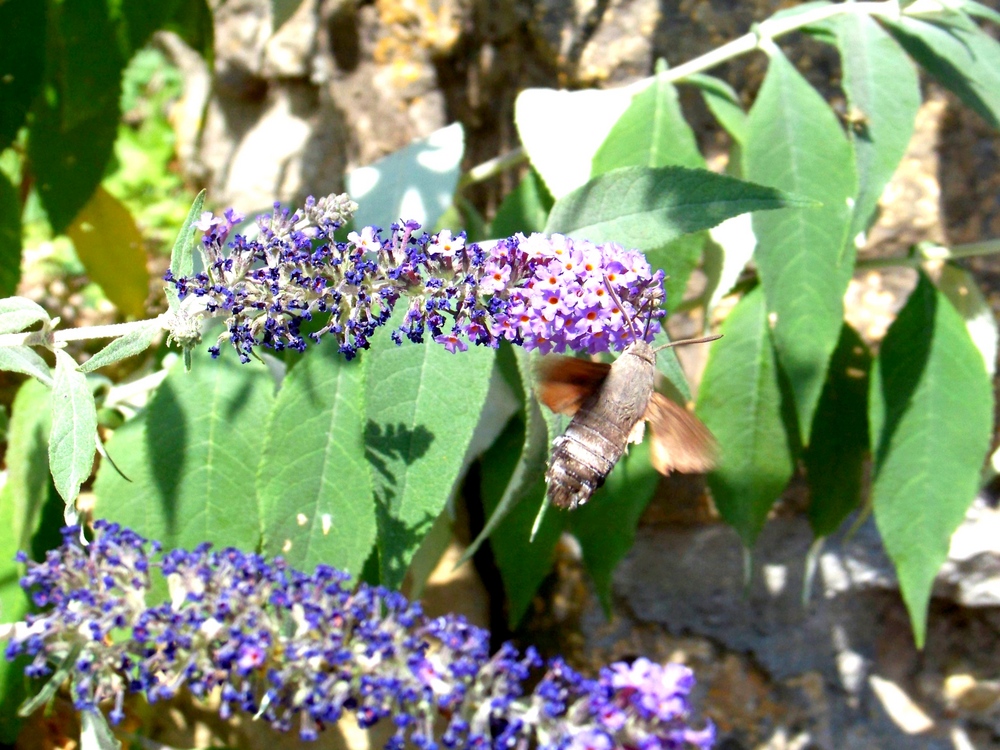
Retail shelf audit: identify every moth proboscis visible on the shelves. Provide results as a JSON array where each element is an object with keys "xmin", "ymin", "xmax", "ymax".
[{"xmin": 536, "ymin": 298, "xmax": 719, "ymax": 510}]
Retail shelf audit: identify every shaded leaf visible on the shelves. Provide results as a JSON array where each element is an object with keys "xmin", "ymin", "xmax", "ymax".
[
  {"xmin": 696, "ymin": 287, "xmax": 795, "ymax": 545},
  {"xmin": 0, "ymin": 481, "xmax": 30, "ymax": 741},
  {"xmin": 834, "ymin": 12, "xmax": 921, "ymax": 240},
  {"xmin": 48, "ymin": 351, "xmax": 97, "ymax": 508},
  {"xmin": 79, "ymin": 319, "xmax": 163, "ymax": 373},
  {"xmin": 490, "ymin": 169, "xmax": 553, "ymax": 238},
  {"xmin": 169, "ymin": 190, "xmax": 206, "ymax": 285},
  {"xmin": 67, "ymin": 187, "xmax": 149, "ymax": 318},
  {"xmin": 258, "ymin": 346, "xmax": 375, "ymax": 577},
  {"xmin": 271, "ymin": 0, "xmax": 303, "ymax": 32},
  {"xmin": 364, "ymin": 322, "xmax": 495, "ymax": 589},
  {"xmin": 164, "ymin": 0, "xmax": 215, "ymax": 64},
  {"xmin": 481, "ymin": 415, "xmax": 564, "ymax": 628},
  {"xmin": 681, "ymin": 73, "xmax": 748, "ymax": 145},
  {"xmin": 804, "ymin": 323, "xmax": 871, "ymax": 536},
  {"xmin": 545, "ymin": 165, "xmax": 816, "ymax": 250},
  {"xmin": 0, "ymin": 166, "xmax": 22, "ymax": 296},
  {"xmin": 93, "ymin": 348, "xmax": 274, "ymax": 552},
  {"xmin": 5, "ymin": 379, "xmax": 53, "ymax": 554},
  {"xmin": 347, "ymin": 123, "xmax": 464, "ymax": 231},
  {"xmin": 883, "ymin": 10, "xmax": 1000, "ymax": 130},
  {"xmin": 744, "ymin": 50, "xmax": 857, "ymax": 442},
  {"xmin": 515, "ymin": 86, "xmax": 638, "ymax": 198},
  {"xmin": 119, "ymin": 0, "xmax": 183, "ymax": 58},
  {"xmin": 571, "ymin": 441, "xmax": 660, "ymax": 614},
  {"xmin": 870, "ymin": 273, "xmax": 993, "ymax": 646},
  {"xmin": 0, "ymin": 0, "xmax": 45, "ymax": 151}
]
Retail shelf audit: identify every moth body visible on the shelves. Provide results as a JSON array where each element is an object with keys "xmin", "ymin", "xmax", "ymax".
[{"xmin": 544, "ymin": 341, "xmax": 655, "ymax": 509}]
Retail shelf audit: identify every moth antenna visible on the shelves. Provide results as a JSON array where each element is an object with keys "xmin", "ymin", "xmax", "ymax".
[
  {"xmin": 651, "ymin": 334, "xmax": 722, "ymax": 353},
  {"xmin": 602, "ymin": 274, "xmax": 641, "ymax": 343}
]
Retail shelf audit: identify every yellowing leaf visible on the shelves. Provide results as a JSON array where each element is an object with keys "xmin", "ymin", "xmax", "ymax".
[{"xmin": 67, "ymin": 186, "xmax": 148, "ymax": 318}]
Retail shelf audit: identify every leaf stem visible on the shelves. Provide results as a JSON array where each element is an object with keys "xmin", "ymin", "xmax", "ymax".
[{"xmin": 0, "ymin": 315, "xmax": 166, "ymax": 349}]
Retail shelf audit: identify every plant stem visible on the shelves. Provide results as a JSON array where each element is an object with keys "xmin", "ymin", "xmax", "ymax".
[{"xmin": 0, "ymin": 316, "xmax": 165, "ymax": 349}]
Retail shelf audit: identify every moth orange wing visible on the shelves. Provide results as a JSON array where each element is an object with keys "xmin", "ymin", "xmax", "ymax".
[
  {"xmin": 535, "ymin": 356, "xmax": 611, "ymax": 415},
  {"xmin": 644, "ymin": 392, "xmax": 717, "ymax": 475}
]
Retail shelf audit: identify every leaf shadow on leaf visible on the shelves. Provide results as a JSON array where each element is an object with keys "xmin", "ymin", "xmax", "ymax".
[
  {"xmin": 144, "ymin": 382, "xmax": 186, "ymax": 534},
  {"xmin": 362, "ymin": 420, "xmax": 434, "ymax": 482},
  {"xmin": 872, "ymin": 279, "xmax": 934, "ymax": 472},
  {"xmin": 373, "ymin": 491, "xmax": 438, "ymax": 588}
]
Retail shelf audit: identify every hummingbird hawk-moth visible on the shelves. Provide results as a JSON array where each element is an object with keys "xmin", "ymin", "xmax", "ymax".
[{"xmin": 537, "ymin": 309, "xmax": 719, "ymax": 510}]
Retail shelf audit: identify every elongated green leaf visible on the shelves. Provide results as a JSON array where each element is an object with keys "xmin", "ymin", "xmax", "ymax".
[
  {"xmin": 744, "ymin": 50, "xmax": 857, "ymax": 443},
  {"xmin": 4, "ymin": 379, "xmax": 52, "ymax": 554},
  {"xmin": 0, "ymin": 170, "xmax": 22, "ymax": 297},
  {"xmin": 833, "ymin": 13, "xmax": 921, "ymax": 240},
  {"xmin": 79, "ymin": 319, "xmax": 163, "ymax": 373},
  {"xmin": 0, "ymin": 0, "xmax": 45, "ymax": 151},
  {"xmin": 545, "ymin": 165, "xmax": 816, "ymax": 250},
  {"xmin": 257, "ymin": 346, "xmax": 375, "ymax": 576},
  {"xmin": 937, "ymin": 262, "xmax": 997, "ymax": 378},
  {"xmin": 49, "ymin": 351, "xmax": 97, "ymax": 508},
  {"xmin": 870, "ymin": 273, "xmax": 993, "ymax": 646},
  {"xmin": 804, "ymin": 324, "xmax": 871, "ymax": 537},
  {"xmin": 0, "ymin": 346, "xmax": 53, "ymax": 386},
  {"xmin": 883, "ymin": 11, "xmax": 1000, "ymax": 130},
  {"xmin": 490, "ymin": 169, "xmax": 554, "ymax": 238},
  {"xmin": 169, "ymin": 190, "xmax": 206, "ymax": 285},
  {"xmin": 29, "ymin": 91, "xmax": 120, "ymax": 235},
  {"xmin": 481, "ymin": 414, "xmax": 564, "ymax": 628},
  {"xmin": 960, "ymin": 0, "xmax": 1000, "ymax": 26},
  {"xmin": 347, "ymin": 123, "xmax": 464, "ymax": 231},
  {"xmin": 0, "ymin": 297, "xmax": 50, "ymax": 335},
  {"xmin": 67, "ymin": 187, "xmax": 149, "ymax": 318},
  {"xmin": 80, "ymin": 710, "xmax": 121, "ymax": 750},
  {"xmin": 652, "ymin": 329, "xmax": 693, "ymax": 403},
  {"xmin": 515, "ymin": 86, "xmax": 638, "ymax": 198},
  {"xmin": 592, "ymin": 73, "xmax": 704, "ymax": 174},
  {"xmin": 364, "ymin": 329, "xmax": 495, "ymax": 589},
  {"xmin": 93, "ymin": 349, "xmax": 275, "ymax": 551},
  {"xmin": 0, "ymin": 482, "xmax": 30, "ymax": 742},
  {"xmin": 696, "ymin": 287, "xmax": 795, "ymax": 545},
  {"xmin": 571, "ymin": 441, "xmax": 660, "ymax": 614},
  {"xmin": 18, "ymin": 644, "xmax": 80, "ymax": 717},
  {"xmin": 681, "ymin": 74, "xmax": 748, "ymax": 145}
]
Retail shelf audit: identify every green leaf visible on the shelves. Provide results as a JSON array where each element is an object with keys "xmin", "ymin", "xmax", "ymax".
[
  {"xmin": 48, "ymin": 350, "xmax": 97, "ymax": 509},
  {"xmin": 79, "ymin": 319, "xmax": 163, "ymax": 373},
  {"xmin": 464, "ymin": 346, "xmax": 547, "ymax": 563},
  {"xmin": 571, "ymin": 441, "xmax": 660, "ymax": 614},
  {"xmin": 681, "ymin": 73, "xmax": 748, "ymax": 145},
  {"xmin": 744, "ymin": 49, "xmax": 857, "ymax": 443},
  {"xmin": 50, "ymin": 0, "xmax": 124, "ymax": 130},
  {"xmin": 959, "ymin": 0, "xmax": 1000, "ymax": 26},
  {"xmin": 646, "ymin": 232, "xmax": 705, "ymax": 314},
  {"xmin": 29, "ymin": 85, "xmax": 120, "ymax": 235},
  {"xmin": 347, "ymin": 123, "xmax": 465, "ymax": 231},
  {"xmin": 490, "ymin": 169, "xmax": 554, "ymax": 238},
  {"xmin": 4, "ymin": 379, "xmax": 53, "ymax": 553},
  {"xmin": 93, "ymin": 349, "xmax": 275, "ymax": 551},
  {"xmin": 515, "ymin": 86, "xmax": 638, "ymax": 198},
  {"xmin": 937, "ymin": 262, "xmax": 997, "ymax": 378},
  {"xmin": 0, "ymin": 482, "xmax": 30, "ymax": 742},
  {"xmin": 0, "ymin": 158, "xmax": 23, "ymax": 297},
  {"xmin": 0, "ymin": 0, "xmax": 45, "ymax": 151},
  {"xmin": 869, "ymin": 273, "xmax": 993, "ymax": 646},
  {"xmin": 592, "ymin": 72, "xmax": 704, "ymax": 174},
  {"xmin": 834, "ymin": 13, "xmax": 921, "ymax": 240},
  {"xmin": 804, "ymin": 323, "xmax": 871, "ymax": 537},
  {"xmin": 119, "ymin": 0, "xmax": 183, "ymax": 58},
  {"xmin": 66, "ymin": 187, "xmax": 149, "ymax": 318},
  {"xmin": 0, "ymin": 297, "xmax": 50, "ymax": 335},
  {"xmin": 364, "ymin": 326, "xmax": 495, "ymax": 589},
  {"xmin": 164, "ymin": 0, "xmax": 214, "ymax": 64},
  {"xmin": 0, "ymin": 346, "xmax": 54, "ymax": 386},
  {"xmin": 481, "ymin": 414, "xmax": 564, "ymax": 628},
  {"xmin": 257, "ymin": 346, "xmax": 375, "ymax": 577},
  {"xmin": 696, "ymin": 287, "xmax": 795, "ymax": 545},
  {"xmin": 80, "ymin": 709, "xmax": 121, "ymax": 750},
  {"xmin": 544, "ymin": 165, "xmax": 816, "ymax": 250},
  {"xmin": 652, "ymin": 329, "xmax": 693, "ymax": 403},
  {"xmin": 18, "ymin": 644, "xmax": 80, "ymax": 717},
  {"xmin": 271, "ymin": 0, "xmax": 303, "ymax": 32},
  {"xmin": 169, "ymin": 190, "xmax": 206, "ymax": 284},
  {"xmin": 882, "ymin": 11, "xmax": 1000, "ymax": 130}
]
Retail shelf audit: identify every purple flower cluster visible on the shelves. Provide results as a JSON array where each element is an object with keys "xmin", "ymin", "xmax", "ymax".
[
  {"xmin": 163, "ymin": 194, "xmax": 666, "ymax": 362},
  {"xmin": 3, "ymin": 522, "xmax": 713, "ymax": 750}
]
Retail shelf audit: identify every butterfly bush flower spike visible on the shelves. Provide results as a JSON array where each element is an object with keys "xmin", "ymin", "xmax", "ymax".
[
  {"xmin": 3, "ymin": 522, "xmax": 713, "ymax": 749},
  {"xmin": 163, "ymin": 193, "xmax": 666, "ymax": 362}
]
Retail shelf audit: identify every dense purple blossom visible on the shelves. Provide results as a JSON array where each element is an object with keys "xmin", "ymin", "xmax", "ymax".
[
  {"xmin": 3, "ymin": 522, "xmax": 713, "ymax": 750},
  {"xmin": 163, "ymin": 194, "xmax": 666, "ymax": 362}
]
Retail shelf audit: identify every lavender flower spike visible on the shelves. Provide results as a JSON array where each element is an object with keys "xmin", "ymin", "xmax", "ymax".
[
  {"xmin": 3, "ymin": 522, "xmax": 714, "ymax": 749},
  {"xmin": 163, "ymin": 194, "xmax": 666, "ymax": 362}
]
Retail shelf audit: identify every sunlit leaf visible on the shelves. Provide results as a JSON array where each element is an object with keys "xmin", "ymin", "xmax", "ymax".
[
  {"xmin": 937, "ymin": 262, "xmax": 998, "ymax": 378},
  {"xmin": 48, "ymin": 351, "xmax": 97, "ymax": 509},
  {"xmin": 79, "ymin": 319, "xmax": 163, "ymax": 373}
]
